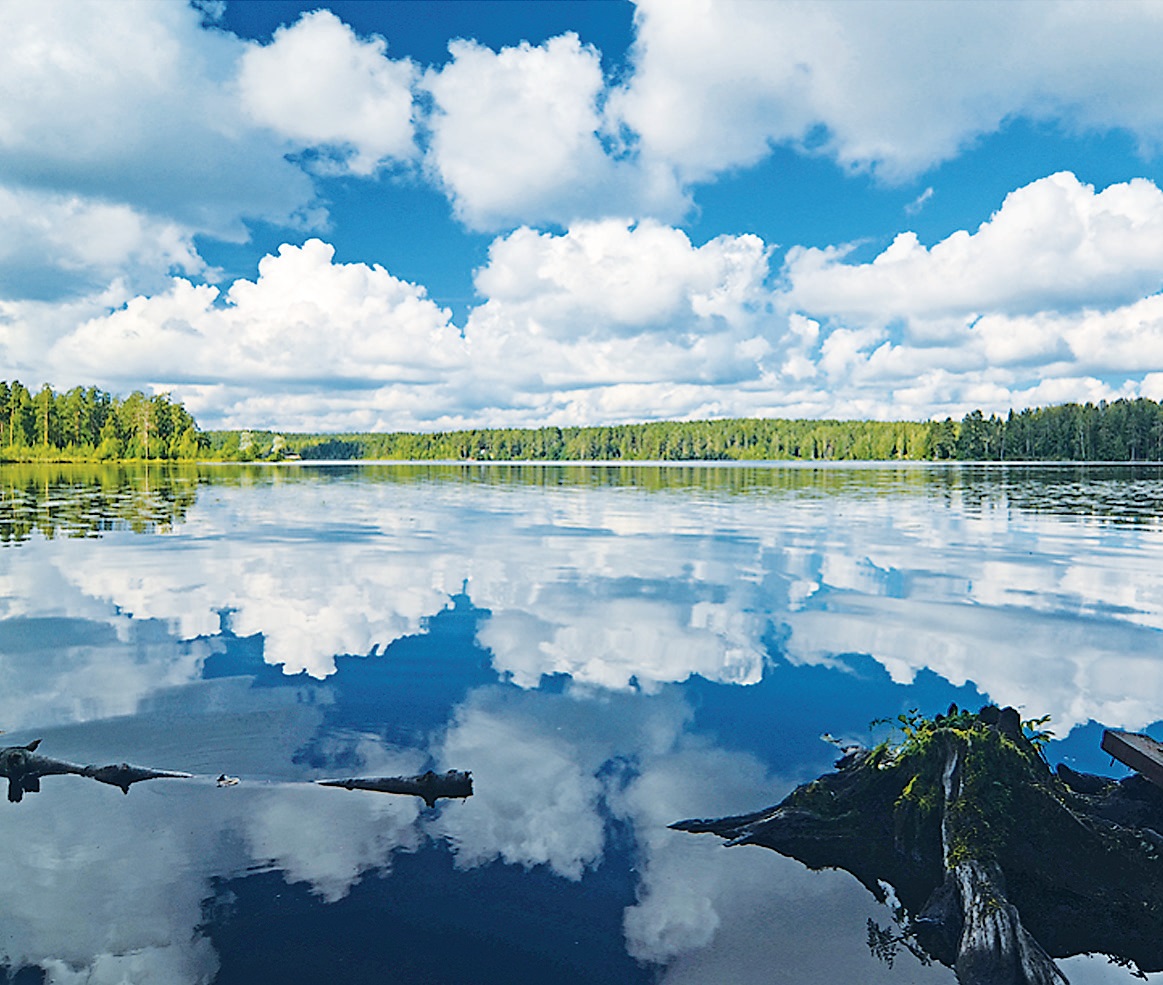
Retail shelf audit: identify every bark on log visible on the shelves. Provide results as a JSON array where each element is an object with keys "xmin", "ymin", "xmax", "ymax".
[
  {"xmin": 949, "ymin": 860, "xmax": 1064, "ymax": 985},
  {"xmin": 317, "ymin": 769, "xmax": 473, "ymax": 808},
  {"xmin": 79, "ymin": 762, "xmax": 193, "ymax": 795},
  {"xmin": 673, "ymin": 707, "xmax": 1163, "ymax": 984},
  {"xmin": 936, "ymin": 737, "xmax": 1065, "ymax": 985},
  {"xmin": 0, "ymin": 740, "xmax": 191, "ymax": 801}
]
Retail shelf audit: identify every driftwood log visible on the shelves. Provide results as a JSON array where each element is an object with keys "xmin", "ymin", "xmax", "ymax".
[
  {"xmin": 0, "ymin": 739, "xmax": 192, "ymax": 802},
  {"xmin": 317, "ymin": 769, "xmax": 473, "ymax": 808},
  {"xmin": 0, "ymin": 739, "xmax": 473, "ymax": 808},
  {"xmin": 673, "ymin": 706, "xmax": 1163, "ymax": 984}
]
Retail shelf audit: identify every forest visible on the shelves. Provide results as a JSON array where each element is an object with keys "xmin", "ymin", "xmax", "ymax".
[
  {"xmin": 6, "ymin": 379, "xmax": 1163, "ymax": 464},
  {"xmin": 274, "ymin": 397, "xmax": 1163, "ymax": 463},
  {"xmin": 276, "ymin": 416, "xmax": 934, "ymax": 462},
  {"xmin": 0, "ymin": 380, "xmax": 203, "ymax": 461}
]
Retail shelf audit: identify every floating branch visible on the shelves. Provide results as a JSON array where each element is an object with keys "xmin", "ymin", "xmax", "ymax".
[
  {"xmin": 317, "ymin": 769, "xmax": 473, "ymax": 808},
  {"xmin": 80, "ymin": 762, "xmax": 192, "ymax": 795},
  {"xmin": 0, "ymin": 739, "xmax": 192, "ymax": 802},
  {"xmin": 673, "ymin": 705, "xmax": 1163, "ymax": 985}
]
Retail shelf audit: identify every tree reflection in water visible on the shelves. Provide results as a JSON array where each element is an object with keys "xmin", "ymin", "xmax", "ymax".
[{"xmin": 0, "ymin": 464, "xmax": 200, "ymax": 544}]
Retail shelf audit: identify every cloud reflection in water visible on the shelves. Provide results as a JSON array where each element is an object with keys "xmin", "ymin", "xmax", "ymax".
[
  {"xmin": 0, "ymin": 464, "xmax": 1161, "ymax": 983},
  {"xmin": 10, "ymin": 465, "xmax": 1163, "ymax": 729}
]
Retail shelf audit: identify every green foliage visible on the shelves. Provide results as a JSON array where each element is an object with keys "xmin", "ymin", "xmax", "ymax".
[
  {"xmin": 278, "ymin": 417, "xmax": 938, "ymax": 463},
  {"xmin": 271, "ymin": 397, "xmax": 1163, "ymax": 463},
  {"xmin": 13, "ymin": 380, "xmax": 1163, "ymax": 464},
  {"xmin": 0, "ymin": 381, "xmax": 206, "ymax": 463},
  {"xmin": 942, "ymin": 728, "xmax": 1019, "ymax": 865},
  {"xmin": 298, "ymin": 438, "xmax": 363, "ymax": 460},
  {"xmin": 957, "ymin": 397, "xmax": 1163, "ymax": 461},
  {"xmin": 869, "ymin": 705, "xmax": 1060, "ymax": 868},
  {"xmin": 1022, "ymin": 714, "xmax": 1055, "ymax": 749},
  {"xmin": 874, "ymin": 704, "xmax": 980, "ymax": 757}
]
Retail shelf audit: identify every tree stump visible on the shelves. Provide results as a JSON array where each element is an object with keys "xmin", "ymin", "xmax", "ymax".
[{"xmin": 673, "ymin": 707, "xmax": 1163, "ymax": 984}]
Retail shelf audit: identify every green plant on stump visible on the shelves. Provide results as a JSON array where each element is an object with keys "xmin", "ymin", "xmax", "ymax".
[{"xmin": 674, "ymin": 704, "xmax": 1163, "ymax": 985}]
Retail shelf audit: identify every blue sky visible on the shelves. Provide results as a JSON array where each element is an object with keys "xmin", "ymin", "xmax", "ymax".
[{"xmin": 5, "ymin": 0, "xmax": 1163, "ymax": 432}]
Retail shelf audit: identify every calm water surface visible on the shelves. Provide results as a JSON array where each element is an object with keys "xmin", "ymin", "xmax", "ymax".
[{"xmin": 2, "ymin": 462, "xmax": 1163, "ymax": 984}]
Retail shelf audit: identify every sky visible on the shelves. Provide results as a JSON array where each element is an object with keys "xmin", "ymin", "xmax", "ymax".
[{"xmin": 6, "ymin": 0, "xmax": 1163, "ymax": 432}]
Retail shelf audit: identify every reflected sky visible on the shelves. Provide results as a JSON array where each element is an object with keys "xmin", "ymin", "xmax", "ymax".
[{"xmin": 0, "ymin": 463, "xmax": 1160, "ymax": 984}]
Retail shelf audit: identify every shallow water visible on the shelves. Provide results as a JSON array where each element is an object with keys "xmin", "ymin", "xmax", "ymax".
[{"xmin": 1, "ymin": 461, "xmax": 1162, "ymax": 984}]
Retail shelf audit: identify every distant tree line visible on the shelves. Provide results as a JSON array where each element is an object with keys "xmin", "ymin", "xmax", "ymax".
[
  {"xmin": 272, "ymin": 397, "xmax": 1163, "ymax": 465},
  {"xmin": 276, "ymin": 417, "xmax": 933, "ymax": 462},
  {"xmin": 8, "ymin": 380, "xmax": 1163, "ymax": 464},
  {"xmin": 274, "ymin": 399, "xmax": 1163, "ymax": 463},
  {"xmin": 0, "ymin": 380, "xmax": 204, "ymax": 461}
]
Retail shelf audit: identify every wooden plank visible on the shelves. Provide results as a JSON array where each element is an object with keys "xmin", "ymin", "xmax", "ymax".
[{"xmin": 1101, "ymin": 729, "xmax": 1163, "ymax": 789}]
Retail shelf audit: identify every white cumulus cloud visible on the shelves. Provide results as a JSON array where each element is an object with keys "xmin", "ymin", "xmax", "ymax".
[
  {"xmin": 51, "ymin": 239, "xmax": 460, "ymax": 393},
  {"xmin": 784, "ymin": 173, "xmax": 1163, "ymax": 326},
  {"xmin": 473, "ymin": 219, "xmax": 771, "ymax": 337},
  {"xmin": 0, "ymin": 0, "xmax": 326, "ymax": 303},
  {"xmin": 768, "ymin": 172, "xmax": 1163, "ymax": 418},
  {"xmin": 423, "ymin": 33, "xmax": 682, "ymax": 229},
  {"xmin": 238, "ymin": 9, "xmax": 417, "ymax": 176},
  {"xmin": 0, "ymin": 186, "xmax": 206, "ymax": 300},
  {"xmin": 0, "ymin": 0, "xmax": 317, "ymax": 238},
  {"xmin": 18, "ymin": 169, "xmax": 1163, "ymax": 429},
  {"xmin": 614, "ymin": 0, "xmax": 1163, "ymax": 182},
  {"xmin": 457, "ymin": 219, "xmax": 784, "ymax": 420},
  {"xmin": 33, "ymin": 223, "xmax": 789, "ymax": 430}
]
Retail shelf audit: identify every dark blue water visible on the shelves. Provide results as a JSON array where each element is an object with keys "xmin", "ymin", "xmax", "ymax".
[{"xmin": 1, "ymin": 462, "xmax": 1162, "ymax": 984}]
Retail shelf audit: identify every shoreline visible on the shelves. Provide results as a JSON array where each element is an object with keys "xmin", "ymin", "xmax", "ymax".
[{"xmin": 4, "ymin": 456, "xmax": 1163, "ymax": 468}]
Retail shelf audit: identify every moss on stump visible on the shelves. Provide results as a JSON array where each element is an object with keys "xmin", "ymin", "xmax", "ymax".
[{"xmin": 674, "ymin": 706, "xmax": 1163, "ymax": 984}]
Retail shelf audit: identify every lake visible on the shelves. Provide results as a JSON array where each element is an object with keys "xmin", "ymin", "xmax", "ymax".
[{"xmin": 1, "ymin": 461, "xmax": 1162, "ymax": 984}]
